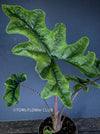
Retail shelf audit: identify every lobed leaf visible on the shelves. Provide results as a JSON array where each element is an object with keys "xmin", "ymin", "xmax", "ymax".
[
  {"xmin": 52, "ymin": 36, "xmax": 99, "ymax": 78},
  {"xmin": 41, "ymin": 60, "xmax": 72, "ymax": 108},
  {"xmin": 2, "ymin": 5, "xmax": 72, "ymax": 108},
  {"xmin": 3, "ymin": 73, "xmax": 26, "ymax": 107},
  {"xmin": 2, "ymin": 5, "xmax": 100, "ymax": 108}
]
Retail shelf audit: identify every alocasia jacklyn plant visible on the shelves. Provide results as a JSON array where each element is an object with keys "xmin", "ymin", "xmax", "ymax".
[{"xmin": 2, "ymin": 4, "xmax": 100, "ymax": 133}]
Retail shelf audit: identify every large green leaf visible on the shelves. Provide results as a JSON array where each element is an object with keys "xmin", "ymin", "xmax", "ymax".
[
  {"xmin": 2, "ymin": 5, "xmax": 100, "ymax": 107},
  {"xmin": 2, "ymin": 4, "xmax": 100, "ymax": 78},
  {"xmin": 2, "ymin": 5, "xmax": 72, "ymax": 108},
  {"xmin": 52, "ymin": 36, "xmax": 99, "ymax": 78},
  {"xmin": 41, "ymin": 60, "xmax": 72, "ymax": 107},
  {"xmin": 3, "ymin": 73, "xmax": 26, "ymax": 107}
]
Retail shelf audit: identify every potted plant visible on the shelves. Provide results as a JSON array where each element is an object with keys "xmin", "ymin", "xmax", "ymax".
[{"xmin": 2, "ymin": 4, "xmax": 100, "ymax": 134}]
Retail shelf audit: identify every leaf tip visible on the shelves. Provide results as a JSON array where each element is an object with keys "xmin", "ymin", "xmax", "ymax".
[
  {"xmin": 7, "ymin": 102, "xmax": 13, "ymax": 107},
  {"xmin": 3, "ymin": 95, "xmax": 6, "ymax": 102},
  {"xmin": 40, "ymin": 92, "xmax": 45, "ymax": 99},
  {"xmin": 67, "ymin": 103, "xmax": 72, "ymax": 109},
  {"xmin": 12, "ymin": 45, "xmax": 21, "ymax": 55},
  {"xmin": 2, "ymin": 4, "xmax": 6, "ymax": 9},
  {"xmin": 83, "ymin": 36, "xmax": 89, "ymax": 44},
  {"xmin": 2, "ymin": 4, "xmax": 9, "ymax": 13}
]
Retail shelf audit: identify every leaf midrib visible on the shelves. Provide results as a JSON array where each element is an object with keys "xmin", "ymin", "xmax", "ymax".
[
  {"xmin": 9, "ymin": 9, "xmax": 52, "ymax": 58},
  {"xmin": 51, "ymin": 60, "xmax": 70, "ymax": 97}
]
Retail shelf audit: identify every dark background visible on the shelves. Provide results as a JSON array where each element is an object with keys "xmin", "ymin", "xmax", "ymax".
[{"xmin": 0, "ymin": 0, "xmax": 100, "ymax": 121}]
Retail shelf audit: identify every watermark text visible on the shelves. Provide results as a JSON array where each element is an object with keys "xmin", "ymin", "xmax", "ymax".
[{"xmin": 12, "ymin": 107, "xmax": 53, "ymax": 112}]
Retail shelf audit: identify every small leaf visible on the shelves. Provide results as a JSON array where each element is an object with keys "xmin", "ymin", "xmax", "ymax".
[
  {"xmin": 73, "ymin": 84, "xmax": 89, "ymax": 92},
  {"xmin": 65, "ymin": 75, "xmax": 100, "ymax": 92},
  {"xmin": 3, "ymin": 73, "xmax": 26, "ymax": 107},
  {"xmin": 65, "ymin": 75, "xmax": 87, "ymax": 83}
]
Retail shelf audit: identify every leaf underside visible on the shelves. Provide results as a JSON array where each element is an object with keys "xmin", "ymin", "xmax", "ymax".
[
  {"xmin": 3, "ymin": 73, "xmax": 26, "ymax": 107},
  {"xmin": 2, "ymin": 5, "xmax": 100, "ymax": 108}
]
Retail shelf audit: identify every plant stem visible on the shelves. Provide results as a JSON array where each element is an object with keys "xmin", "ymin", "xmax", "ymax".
[
  {"xmin": 20, "ymin": 83, "xmax": 53, "ymax": 117},
  {"xmin": 61, "ymin": 77, "xmax": 100, "ymax": 125},
  {"xmin": 61, "ymin": 92, "xmax": 78, "ymax": 124},
  {"xmin": 20, "ymin": 83, "xmax": 41, "ymax": 96},
  {"xmin": 72, "ymin": 77, "xmax": 100, "ymax": 97},
  {"xmin": 59, "ymin": 105, "xmax": 65, "ymax": 116},
  {"xmin": 54, "ymin": 95, "xmax": 58, "ymax": 115},
  {"xmin": 53, "ymin": 96, "xmax": 62, "ymax": 132}
]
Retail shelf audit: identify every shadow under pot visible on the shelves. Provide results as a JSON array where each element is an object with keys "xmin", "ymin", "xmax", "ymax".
[{"xmin": 39, "ymin": 116, "xmax": 77, "ymax": 134}]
